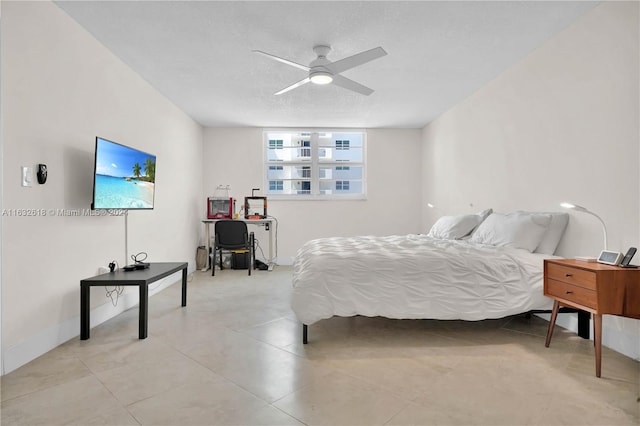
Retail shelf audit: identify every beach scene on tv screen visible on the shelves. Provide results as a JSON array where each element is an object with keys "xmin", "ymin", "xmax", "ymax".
[{"xmin": 94, "ymin": 139, "xmax": 156, "ymax": 209}]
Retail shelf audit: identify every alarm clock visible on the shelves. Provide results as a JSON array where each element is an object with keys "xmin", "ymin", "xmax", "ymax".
[{"xmin": 597, "ymin": 250, "xmax": 624, "ymax": 266}]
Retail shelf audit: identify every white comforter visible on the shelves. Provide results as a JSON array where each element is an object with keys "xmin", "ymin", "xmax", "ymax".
[{"xmin": 291, "ymin": 234, "xmax": 554, "ymax": 325}]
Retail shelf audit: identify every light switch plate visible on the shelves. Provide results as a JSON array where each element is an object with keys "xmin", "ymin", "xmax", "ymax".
[{"xmin": 21, "ymin": 166, "xmax": 33, "ymax": 187}]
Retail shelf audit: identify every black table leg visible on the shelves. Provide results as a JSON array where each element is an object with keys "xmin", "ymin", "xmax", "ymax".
[
  {"xmin": 80, "ymin": 283, "xmax": 90, "ymax": 340},
  {"xmin": 139, "ymin": 284, "xmax": 148, "ymax": 339},
  {"xmin": 181, "ymin": 267, "xmax": 187, "ymax": 307},
  {"xmin": 578, "ymin": 310, "xmax": 590, "ymax": 339}
]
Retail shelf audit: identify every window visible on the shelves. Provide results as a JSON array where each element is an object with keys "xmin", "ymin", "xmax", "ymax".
[
  {"xmin": 269, "ymin": 180, "xmax": 283, "ymax": 191},
  {"xmin": 336, "ymin": 180, "xmax": 350, "ymax": 191},
  {"xmin": 336, "ymin": 140, "xmax": 350, "ymax": 150},
  {"xmin": 264, "ymin": 130, "xmax": 365, "ymax": 199},
  {"xmin": 298, "ymin": 181, "xmax": 311, "ymax": 194},
  {"xmin": 300, "ymin": 140, "xmax": 311, "ymax": 158},
  {"xmin": 269, "ymin": 139, "xmax": 283, "ymax": 150}
]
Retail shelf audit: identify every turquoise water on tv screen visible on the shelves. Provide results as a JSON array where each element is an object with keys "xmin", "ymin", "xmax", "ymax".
[{"xmin": 94, "ymin": 174, "xmax": 154, "ymax": 209}]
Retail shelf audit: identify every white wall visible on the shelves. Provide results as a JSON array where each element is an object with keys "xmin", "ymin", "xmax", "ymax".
[
  {"xmin": 421, "ymin": 1, "xmax": 639, "ymax": 359},
  {"xmin": 0, "ymin": 0, "xmax": 4, "ymax": 378},
  {"xmin": 0, "ymin": 157, "xmax": 2, "ymax": 376},
  {"xmin": 1, "ymin": 1, "xmax": 203, "ymax": 374},
  {"xmin": 203, "ymin": 127, "xmax": 423, "ymax": 262}
]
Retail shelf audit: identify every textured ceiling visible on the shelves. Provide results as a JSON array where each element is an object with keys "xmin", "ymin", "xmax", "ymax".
[{"xmin": 55, "ymin": 1, "xmax": 599, "ymax": 128}]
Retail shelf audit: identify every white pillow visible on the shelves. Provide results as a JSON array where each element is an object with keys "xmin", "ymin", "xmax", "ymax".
[
  {"xmin": 477, "ymin": 208, "xmax": 493, "ymax": 222},
  {"xmin": 531, "ymin": 212, "xmax": 569, "ymax": 255},
  {"xmin": 468, "ymin": 208, "xmax": 493, "ymax": 236},
  {"xmin": 428, "ymin": 214, "xmax": 483, "ymax": 240},
  {"xmin": 470, "ymin": 212, "xmax": 552, "ymax": 252}
]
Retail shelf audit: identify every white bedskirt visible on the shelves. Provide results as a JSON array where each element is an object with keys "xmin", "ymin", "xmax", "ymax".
[{"xmin": 291, "ymin": 234, "xmax": 554, "ymax": 325}]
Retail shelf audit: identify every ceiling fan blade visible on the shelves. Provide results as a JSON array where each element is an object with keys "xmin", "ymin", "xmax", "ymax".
[
  {"xmin": 275, "ymin": 77, "xmax": 311, "ymax": 95},
  {"xmin": 331, "ymin": 75, "xmax": 374, "ymax": 96},
  {"xmin": 253, "ymin": 50, "xmax": 310, "ymax": 71},
  {"xmin": 326, "ymin": 47, "xmax": 387, "ymax": 74}
]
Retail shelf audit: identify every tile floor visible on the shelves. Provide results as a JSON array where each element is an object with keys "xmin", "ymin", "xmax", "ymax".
[{"xmin": 1, "ymin": 266, "xmax": 638, "ymax": 425}]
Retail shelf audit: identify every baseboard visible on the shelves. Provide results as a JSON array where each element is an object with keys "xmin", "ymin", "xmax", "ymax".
[
  {"xmin": 535, "ymin": 313, "xmax": 640, "ymax": 361},
  {"xmin": 275, "ymin": 256, "xmax": 294, "ymax": 266},
  {"xmin": 2, "ymin": 268, "xmax": 192, "ymax": 375}
]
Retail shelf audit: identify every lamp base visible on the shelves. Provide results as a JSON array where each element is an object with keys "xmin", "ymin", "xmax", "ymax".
[{"xmin": 575, "ymin": 256, "xmax": 597, "ymax": 262}]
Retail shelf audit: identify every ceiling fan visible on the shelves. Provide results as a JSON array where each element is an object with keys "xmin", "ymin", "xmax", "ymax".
[{"xmin": 254, "ymin": 45, "xmax": 387, "ymax": 96}]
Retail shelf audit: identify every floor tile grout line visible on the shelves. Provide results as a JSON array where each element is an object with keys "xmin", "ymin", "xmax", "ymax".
[
  {"xmin": 167, "ymin": 324, "xmax": 317, "ymax": 417},
  {"xmin": 0, "ymin": 352, "xmax": 93, "ymax": 405}
]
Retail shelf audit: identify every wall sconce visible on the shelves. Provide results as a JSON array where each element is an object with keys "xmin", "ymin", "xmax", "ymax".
[
  {"xmin": 427, "ymin": 203, "xmax": 442, "ymax": 214},
  {"xmin": 561, "ymin": 202, "xmax": 607, "ymax": 250}
]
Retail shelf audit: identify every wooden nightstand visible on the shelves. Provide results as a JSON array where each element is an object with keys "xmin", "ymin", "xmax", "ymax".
[{"xmin": 544, "ymin": 259, "xmax": 640, "ymax": 377}]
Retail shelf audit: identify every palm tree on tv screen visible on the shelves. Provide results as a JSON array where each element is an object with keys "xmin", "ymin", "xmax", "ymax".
[
  {"xmin": 132, "ymin": 162, "xmax": 141, "ymax": 179},
  {"xmin": 144, "ymin": 158, "xmax": 156, "ymax": 182}
]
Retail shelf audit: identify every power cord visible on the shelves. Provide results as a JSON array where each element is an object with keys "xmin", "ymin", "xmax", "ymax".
[
  {"xmin": 131, "ymin": 251, "xmax": 148, "ymax": 264},
  {"xmin": 254, "ymin": 238, "xmax": 267, "ymax": 262},
  {"xmin": 251, "ymin": 215, "xmax": 278, "ymax": 267},
  {"xmin": 105, "ymin": 285, "xmax": 124, "ymax": 306},
  {"xmin": 105, "ymin": 259, "xmax": 124, "ymax": 306}
]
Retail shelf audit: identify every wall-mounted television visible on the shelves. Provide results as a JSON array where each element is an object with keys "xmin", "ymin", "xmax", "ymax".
[{"xmin": 92, "ymin": 137, "xmax": 156, "ymax": 210}]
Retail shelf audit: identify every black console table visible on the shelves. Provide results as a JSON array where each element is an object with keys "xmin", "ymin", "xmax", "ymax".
[{"xmin": 80, "ymin": 262, "xmax": 188, "ymax": 340}]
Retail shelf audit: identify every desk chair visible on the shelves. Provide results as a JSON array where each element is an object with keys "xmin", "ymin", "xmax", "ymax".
[{"xmin": 212, "ymin": 220, "xmax": 254, "ymax": 276}]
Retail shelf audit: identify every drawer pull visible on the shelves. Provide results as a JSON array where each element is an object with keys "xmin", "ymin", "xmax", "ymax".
[
  {"xmin": 565, "ymin": 273, "xmax": 573, "ymax": 277},
  {"xmin": 566, "ymin": 291, "xmax": 573, "ymax": 294}
]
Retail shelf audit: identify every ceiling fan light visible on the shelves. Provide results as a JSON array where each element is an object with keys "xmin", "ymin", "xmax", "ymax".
[{"xmin": 310, "ymin": 71, "xmax": 333, "ymax": 85}]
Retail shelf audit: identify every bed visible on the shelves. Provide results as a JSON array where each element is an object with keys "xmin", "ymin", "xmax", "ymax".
[{"xmin": 291, "ymin": 210, "xmax": 569, "ymax": 343}]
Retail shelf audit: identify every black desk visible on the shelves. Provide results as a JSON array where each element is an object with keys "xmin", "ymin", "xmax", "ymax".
[{"xmin": 80, "ymin": 262, "xmax": 188, "ymax": 340}]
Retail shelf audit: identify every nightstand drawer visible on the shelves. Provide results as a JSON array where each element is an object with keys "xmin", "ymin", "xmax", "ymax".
[
  {"xmin": 546, "ymin": 263, "xmax": 596, "ymax": 290},
  {"xmin": 546, "ymin": 278, "xmax": 597, "ymax": 309}
]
